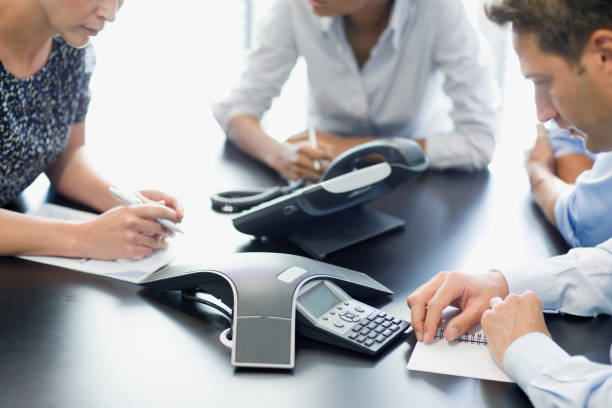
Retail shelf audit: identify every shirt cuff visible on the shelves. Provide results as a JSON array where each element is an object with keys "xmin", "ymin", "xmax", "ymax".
[
  {"xmin": 503, "ymin": 332, "xmax": 571, "ymax": 390},
  {"xmin": 493, "ymin": 263, "xmax": 561, "ymax": 312}
]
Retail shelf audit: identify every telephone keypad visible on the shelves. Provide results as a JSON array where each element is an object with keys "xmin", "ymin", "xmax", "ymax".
[
  {"xmin": 314, "ymin": 298, "xmax": 409, "ymax": 355},
  {"xmin": 340, "ymin": 306, "xmax": 409, "ymax": 353}
]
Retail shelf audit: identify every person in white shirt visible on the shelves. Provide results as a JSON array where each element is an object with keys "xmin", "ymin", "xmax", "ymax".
[
  {"xmin": 213, "ymin": 0, "xmax": 500, "ymax": 180},
  {"xmin": 407, "ymin": 0, "xmax": 612, "ymax": 406}
]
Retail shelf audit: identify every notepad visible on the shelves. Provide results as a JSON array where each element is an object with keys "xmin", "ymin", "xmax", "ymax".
[
  {"xmin": 406, "ymin": 307, "xmax": 513, "ymax": 382},
  {"xmin": 18, "ymin": 203, "xmax": 176, "ymax": 283}
]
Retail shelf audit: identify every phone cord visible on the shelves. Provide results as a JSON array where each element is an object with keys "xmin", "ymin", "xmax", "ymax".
[{"xmin": 210, "ymin": 178, "xmax": 308, "ymax": 214}]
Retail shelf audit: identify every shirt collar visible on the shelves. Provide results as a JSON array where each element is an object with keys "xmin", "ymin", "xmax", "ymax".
[
  {"xmin": 388, "ymin": 0, "xmax": 413, "ymax": 51},
  {"xmin": 316, "ymin": 1, "xmax": 414, "ymax": 51}
]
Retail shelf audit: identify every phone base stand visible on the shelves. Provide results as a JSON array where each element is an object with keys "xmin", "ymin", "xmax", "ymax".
[{"xmin": 288, "ymin": 207, "xmax": 404, "ymax": 259}]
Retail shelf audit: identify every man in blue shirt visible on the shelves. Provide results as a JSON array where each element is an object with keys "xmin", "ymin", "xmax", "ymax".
[
  {"xmin": 407, "ymin": 1, "xmax": 612, "ymax": 406},
  {"xmin": 527, "ymin": 121, "xmax": 612, "ymax": 248}
]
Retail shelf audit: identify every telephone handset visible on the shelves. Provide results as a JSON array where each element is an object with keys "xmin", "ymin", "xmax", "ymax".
[
  {"xmin": 321, "ymin": 137, "xmax": 426, "ymax": 181},
  {"xmin": 210, "ymin": 137, "xmax": 427, "ymax": 214},
  {"xmin": 224, "ymin": 138, "xmax": 427, "ymax": 258}
]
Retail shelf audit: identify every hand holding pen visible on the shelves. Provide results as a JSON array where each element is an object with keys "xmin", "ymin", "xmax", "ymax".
[
  {"xmin": 109, "ymin": 187, "xmax": 184, "ymax": 234},
  {"xmin": 71, "ymin": 189, "xmax": 184, "ymax": 260},
  {"xmin": 308, "ymin": 127, "xmax": 321, "ymax": 172},
  {"xmin": 279, "ymin": 128, "xmax": 334, "ymax": 180}
]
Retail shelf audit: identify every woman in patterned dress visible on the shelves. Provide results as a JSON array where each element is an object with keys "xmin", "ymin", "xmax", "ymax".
[{"xmin": 0, "ymin": 0, "xmax": 184, "ymax": 260}]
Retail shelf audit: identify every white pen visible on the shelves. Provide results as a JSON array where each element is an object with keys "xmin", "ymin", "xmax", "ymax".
[
  {"xmin": 109, "ymin": 186, "xmax": 184, "ymax": 234},
  {"xmin": 308, "ymin": 126, "xmax": 321, "ymax": 171}
]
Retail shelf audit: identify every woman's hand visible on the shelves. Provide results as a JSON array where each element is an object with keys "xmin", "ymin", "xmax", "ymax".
[
  {"xmin": 286, "ymin": 130, "xmax": 374, "ymax": 158},
  {"xmin": 137, "ymin": 189, "xmax": 185, "ymax": 221},
  {"xmin": 273, "ymin": 132, "xmax": 334, "ymax": 180},
  {"xmin": 74, "ymin": 202, "xmax": 181, "ymax": 260}
]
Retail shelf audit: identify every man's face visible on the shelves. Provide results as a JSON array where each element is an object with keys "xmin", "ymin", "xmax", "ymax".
[{"xmin": 514, "ymin": 30, "xmax": 612, "ymax": 153}]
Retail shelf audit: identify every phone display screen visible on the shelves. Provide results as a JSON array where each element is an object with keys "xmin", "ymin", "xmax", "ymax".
[{"xmin": 298, "ymin": 283, "xmax": 341, "ymax": 318}]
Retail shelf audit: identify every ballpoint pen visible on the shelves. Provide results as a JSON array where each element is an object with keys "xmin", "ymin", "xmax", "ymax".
[
  {"xmin": 109, "ymin": 186, "xmax": 184, "ymax": 234},
  {"xmin": 308, "ymin": 126, "xmax": 321, "ymax": 172}
]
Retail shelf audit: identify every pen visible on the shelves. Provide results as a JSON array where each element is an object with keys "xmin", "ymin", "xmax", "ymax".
[
  {"xmin": 308, "ymin": 126, "xmax": 321, "ymax": 172},
  {"xmin": 109, "ymin": 186, "xmax": 184, "ymax": 234}
]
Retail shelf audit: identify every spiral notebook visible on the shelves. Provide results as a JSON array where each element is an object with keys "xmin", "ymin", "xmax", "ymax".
[{"xmin": 406, "ymin": 307, "xmax": 513, "ymax": 382}]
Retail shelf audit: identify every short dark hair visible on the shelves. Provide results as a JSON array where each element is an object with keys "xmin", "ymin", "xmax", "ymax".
[{"xmin": 485, "ymin": 0, "xmax": 612, "ymax": 63}]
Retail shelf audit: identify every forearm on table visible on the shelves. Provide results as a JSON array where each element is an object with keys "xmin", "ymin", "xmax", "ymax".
[
  {"xmin": 422, "ymin": 126, "xmax": 496, "ymax": 170},
  {"xmin": 227, "ymin": 114, "xmax": 286, "ymax": 169},
  {"xmin": 527, "ymin": 165, "xmax": 569, "ymax": 227},
  {"xmin": 0, "ymin": 209, "xmax": 80, "ymax": 257}
]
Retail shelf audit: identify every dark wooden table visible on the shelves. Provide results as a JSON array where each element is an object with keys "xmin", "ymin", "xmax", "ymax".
[{"xmin": 1, "ymin": 141, "xmax": 610, "ymax": 408}]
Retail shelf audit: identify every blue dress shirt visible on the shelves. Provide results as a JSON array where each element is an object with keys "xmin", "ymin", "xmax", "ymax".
[
  {"xmin": 498, "ymin": 238, "xmax": 612, "ymax": 407},
  {"xmin": 547, "ymin": 126, "xmax": 597, "ymax": 160},
  {"xmin": 554, "ymin": 151, "xmax": 612, "ymax": 248},
  {"xmin": 213, "ymin": 0, "xmax": 500, "ymax": 170}
]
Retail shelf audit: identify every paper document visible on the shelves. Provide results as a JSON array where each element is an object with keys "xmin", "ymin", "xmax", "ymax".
[
  {"xmin": 406, "ymin": 307, "xmax": 513, "ymax": 382},
  {"xmin": 18, "ymin": 203, "xmax": 176, "ymax": 283}
]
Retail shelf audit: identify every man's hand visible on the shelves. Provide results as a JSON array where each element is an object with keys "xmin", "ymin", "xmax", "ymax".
[
  {"xmin": 482, "ymin": 291, "xmax": 551, "ymax": 366},
  {"xmin": 407, "ymin": 271, "xmax": 509, "ymax": 343},
  {"xmin": 525, "ymin": 124, "xmax": 556, "ymax": 174}
]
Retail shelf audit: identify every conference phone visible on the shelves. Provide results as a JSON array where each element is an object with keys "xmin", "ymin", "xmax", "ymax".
[{"xmin": 140, "ymin": 252, "xmax": 409, "ymax": 368}]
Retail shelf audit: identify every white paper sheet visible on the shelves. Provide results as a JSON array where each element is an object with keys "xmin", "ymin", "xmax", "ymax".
[
  {"xmin": 406, "ymin": 307, "xmax": 513, "ymax": 383},
  {"xmin": 18, "ymin": 203, "xmax": 176, "ymax": 283}
]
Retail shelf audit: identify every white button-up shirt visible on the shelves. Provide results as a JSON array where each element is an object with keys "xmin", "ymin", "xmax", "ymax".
[
  {"xmin": 213, "ymin": 0, "xmax": 501, "ymax": 170},
  {"xmin": 498, "ymin": 238, "xmax": 612, "ymax": 407}
]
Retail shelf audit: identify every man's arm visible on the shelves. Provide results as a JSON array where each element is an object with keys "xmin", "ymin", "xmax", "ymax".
[
  {"xmin": 547, "ymin": 125, "xmax": 595, "ymax": 183},
  {"xmin": 525, "ymin": 125, "xmax": 574, "ymax": 227},
  {"xmin": 556, "ymin": 153, "xmax": 594, "ymax": 183},
  {"xmin": 483, "ymin": 293, "xmax": 612, "ymax": 408},
  {"xmin": 407, "ymin": 237, "xmax": 612, "ymax": 343}
]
